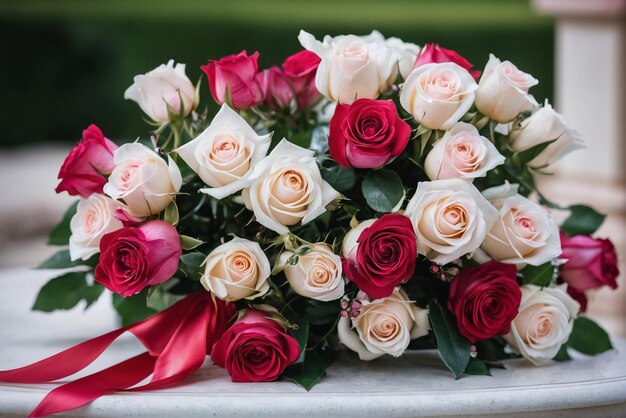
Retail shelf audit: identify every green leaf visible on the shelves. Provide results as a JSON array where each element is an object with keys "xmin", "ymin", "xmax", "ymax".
[
  {"xmin": 429, "ymin": 301, "xmax": 471, "ymax": 378},
  {"xmin": 164, "ymin": 201, "xmax": 179, "ymax": 226},
  {"xmin": 361, "ymin": 170, "xmax": 404, "ymax": 213},
  {"xmin": 291, "ymin": 317, "xmax": 310, "ymax": 353},
  {"xmin": 48, "ymin": 201, "xmax": 79, "ymax": 245},
  {"xmin": 32, "ymin": 271, "xmax": 103, "ymax": 312},
  {"xmin": 321, "ymin": 165, "xmax": 356, "ymax": 193},
  {"xmin": 112, "ymin": 291, "xmax": 158, "ymax": 326},
  {"xmin": 514, "ymin": 139, "xmax": 557, "ymax": 163},
  {"xmin": 464, "ymin": 358, "xmax": 491, "ymax": 376},
  {"xmin": 475, "ymin": 338, "xmax": 519, "ymax": 361},
  {"xmin": 521, "ymin": 262, "xmax": 554, "ymax": 287},
  {"xmin": 553, "ymin": 344, "xmax": 571, "ymax": 362},
  {"xmin": 568, "ymin": 316, "xmax": 613, "ymax": 355},
  {"xmin": 561, "ymin": 205, "xmax": 606, "ymax": 236},
  {"xmin": 283, "ymin": 350, "xmax": 325, "ymax": 391},
  {"xmin": 180, "ymin": 235, "xmax": 204, "ymax": 250},
  {"xmin": 37, "ymin": 249, "xmax": 83, "ymax": 269},
  {"xmin": 180, "ymin": 252, "xmax": 206, "ymax": 279}
]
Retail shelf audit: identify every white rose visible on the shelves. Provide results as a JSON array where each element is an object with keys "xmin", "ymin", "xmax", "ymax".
[
  {"xmin": 298, "ymin": 30, "xmax": 396, "ymax": 104},
  {"xmin": 384, "ymin": 36, "xmax": 421, "ymax": 80},
  {"xmin": 338, "ymin": 288, "xmax": 429, "ymax": 360},
  {"xmin": 176, "ymin": 104, "xmax": 271, "ymax": 199},
  {"xmin": 124, "ymin": 60, "xmax": 197, "ymax": 124},
  {"xmin": 104, "ymin": 143, "xmax": 182, "ymax": 217},
  {"xmin": 404, "ymin": 179, "xmax": 499, "ymax": 265},
  {"xmin": 242, "ymin": 139, "xmax": 340, "ymax": 235},
  {"xmin": 505, "ymin": 284, "xmax": 579, "ymax": 366},
  {"xmin": 424, "ymin": 122, "xmax": 505, "ymax": 180},
  {"xmin": 69, "ymin": 194, "xmax": 124, "ymax": 261},
  {"xmin": 474, "ymin": 54, "xmax": 538, "ymax": 123},
  {"xmin": 281, "ymin": 243, "xmax": 344, "ymax": 302},
  {"xmin": 509, "ymin": 101, "xmax": 584, "ymax": 169},
  {"xmin": 341, "ymin": 219, "xmax": 376, "ymax": 262},
  {"xmin": 400, "ymin": 62, "xmax": 478, "ymax": 130},
  {"xmin": 200, "ymin": 237, "xmax": 271, "ymax": 301},
  {"xmin": 481, "ymin": 183, "xmax": 561, "ymax": 266}
]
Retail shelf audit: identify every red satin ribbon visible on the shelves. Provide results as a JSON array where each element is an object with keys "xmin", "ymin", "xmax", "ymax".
[{"xmin": 0, "ymin": 291, "xmax": 235, "ymax": 417}]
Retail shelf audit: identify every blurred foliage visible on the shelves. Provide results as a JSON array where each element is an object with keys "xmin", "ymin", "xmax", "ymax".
[{"xmin": 0, "ymin": 0, "xmax": 553, "ymax": 146}]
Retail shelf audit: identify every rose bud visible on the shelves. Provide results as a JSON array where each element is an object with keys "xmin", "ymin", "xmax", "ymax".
[
  {"xmin": 328, "ymin": 98, "xmax": 411, "ymax": 169},
  {"xmin": 124, "ymin": 60, "xmax": 197, "ymax": 124},
  {"xmin": 342, "ymin": 214, "xmax": 417, "ymax": 299},
  {"xmin": 282, "ymin": 49, "xmax": 321, "ymax": 108},
  {"xmin": 210, "ymin": 309, "xmax": 301, "ymax": 382},
  {"xmin": 95, "ymin": 220, "xmax": 182, "ymax": 297},
  {"xmin": 414, "ymin": 43, "xmax": 481, "ymax": 80},
  {"xmin": 55, "ymin": 125, "xmax": 118, "ymax": 197},
  {"xmin": 201, "ymin": 51, "xmax": 264, "ymax": 110},
  {"xmin": 448, "ymin": 261, "xmax": 521, "ymax": 342},
  {"xmin": 257, "ymin": 66, "xmax": 295, "ymax": 110}
]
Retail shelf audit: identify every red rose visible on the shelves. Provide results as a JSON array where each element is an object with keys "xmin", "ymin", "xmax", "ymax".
[
  {"xmin": 448, "ymin": 261, "xmax": 521, "ymax": 342},
  {"xmin": 95, "ymin": 220, "xmax": 182, "ymax": 297},
  {"xmin": 329, "ymin": 98, "xmax": 411, "ymax": 169},
  {"xmin": 55, "ymin": 125, "xmax": 118, "ymax": 197},
  {"xmin": 559, "ymin": 232, "xmax": 619, "ymax": 311},
  {"xmin": 210, "ymin": 309, "xmax": 301, "ymax": 382},
  {"xmin": 342, "ymin": 214, "xmax": 417, "ymax": 299},
  {"xmin": 414, "ymin": 43, "xmax": 481, "ymax": 80},
  {"xmin": 201, "ymin": 51, "xmax": 264, "ymax": 110},
  {"xmin": 257, "ymin": 66, "xmax": 294, "ymax": 110},
  {"xmin": 282, "ymin": 50, "xmax": 321, "ymax": 109}
]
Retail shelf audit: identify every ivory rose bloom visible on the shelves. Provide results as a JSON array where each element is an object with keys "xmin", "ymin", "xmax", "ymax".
[
  {"xmin": 481, "ymin": 183, "xmax": 561, "ymax": 266},
  {"xmin": 474, "ymin": 54, "xmax": 538, "ymax": 123},
  {"xmin": 383, "ymin": 36, "xmax": 420, "ymax": 80},
  {"xmin": 504, "ymin": 284, "xmax": 579, "ymax": 366},
  {"xmin": 281, "ymin": 243, "xmax": 344, "ymax": 301},
  {"xmin": 400, "ymin": 62, "xmax": 478, "ymax": 130},
  {"xmin": 509, "ymin": 101, "xmax": 584, "ymax": 169},
  {"xmin": 69, "ymin": 194, "xmax": 124, "ymax": 261},
  {"xmin": 424, "ymin": 122, "xmax": 505, "ymax": 180},
  {"xmin": 298, "ymin": 30, "xmax": 397, "ymax": 104},
  {"xmin": 200, "ymin": 237, "xmax": 271, "ymax": 301},
  {"xmin": 338, "ymin": 288, "xmax": 429, "ymax": 360},
  {"xmin": 404, "ymin": 179, "xmax": 499, "ymax": 265},
  {"xmin": 176, "ymin": 104, "xmax": 271, "ymax": 199},
  {"xmin": 124, "ymin": 60, "xmax": 197, "ymax": 123},
  {"xmin": 104, "ymin": 143, "xmax": 182, "ymax": 217},
  {"xmin": 242, "ymin": 139, "xmax": 340, "ymax": 235}
]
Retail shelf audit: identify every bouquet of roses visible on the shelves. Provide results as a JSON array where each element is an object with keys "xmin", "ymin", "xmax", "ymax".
[{"xmin": 3, "ymin": 29, "xmax": 620, "ymax": 416}]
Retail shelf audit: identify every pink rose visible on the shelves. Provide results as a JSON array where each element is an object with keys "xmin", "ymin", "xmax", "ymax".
[
  {"xmin": 95, "ymin": 220, "xmax": 182, "ymax": 297},
  {"xmin": 258, "ymin": 66, "xmax": 294, "ymax": 109},
  {"xmin": 210, "ymin": 309, "xmax": 301, "ymax": 382},
  {"xmin": 329, "ymin": 98, "xmax": 411, "ymax": 169},
  {"xmin": 282, "ymin": 50, "xmax": 321, "ymax": 108},
  {"xmin": 201, "ymin": 51, "xmax": 264, "ymax": 110},
  {"xmin": 414, "ymin": 43, "xmax": 481, "ymax": 80},
  {"xmin": 55, "ymin": 125, "xmax": 118, "ymax": 197}
]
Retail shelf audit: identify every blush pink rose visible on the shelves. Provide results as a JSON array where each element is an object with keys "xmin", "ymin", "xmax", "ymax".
[
  {"xmin": 210, "ymin": 309, "xmax": 301, "ymax": 382},
  {"xmin": 258, "ymin": 66, "xmax": 294, "ymax": 109},
  {"xmin": 282, "ymin": 50, "xmax": 321, "ymax": 108},
  {"xmin": 414, "ymin": 43, "xmax": 481, "ymax": 80},
  {"xmin": 95, "ymin": 220, "xmax": 182, "ymax": 297},
  {"xmin": 55, "ymin": 125, "xmax": 118, "ymax": 197},
  {"xmin": 202, "ymin": 51, "xmax": 264, "ymax": 110}
]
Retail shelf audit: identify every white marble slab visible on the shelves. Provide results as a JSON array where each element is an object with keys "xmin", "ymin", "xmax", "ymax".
[{"xmin": 0, "ymin": 267, "xmax": 625, "ymax": 418}]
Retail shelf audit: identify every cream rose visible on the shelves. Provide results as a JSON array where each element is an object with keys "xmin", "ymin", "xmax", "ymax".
[
  {"xmin": 124, "ymin": 60, "xmax": 197, "ymax": 124},
  {"xmin": 281, "ymin": 243, "xmax": 344, "ymax": 301},
  {"xmin": 505, "ymin": 284, "xmax": 579, "ymax": 366},
  {"xmin": 474, "ymin": 54, "xmax": 538, "ymax": 123},
  {"xmin": 176, "ymin": 104, "xmax": 271, "ymax": 199},
  {"xmin": 424, "ymin": 122, "xmax": 505, "ymax": 180},
  {"xmin": 338, "ymin": 288, "xmax": 429, "ymax": 360},
  {"xmin": 242, "ymin": 139, "xmax": 340, "ymax": 235},
  {"xmin": 104, "ymin": 143, "xmax": 182, "ymax": 217},
  {"xmin": 298, "ymin": 30, "xmax": 397, "ymax": 104},
  {"xmin": 509, "ymin": 101, "xmax": 584, "ymax": 169},
  {"xmin": 69, "ymin": 194, "xmax": 124, "ymax": 261},
  {"xmin": 400, "ymin": 62, "xmax": 478, "ymax": 130},
  {"xmin": 404, "ymin": 179, "xmax": 498, "ymax": 265},
  {"xmin": 384, "ymin": 36, "xmax": 421, "ymax": 80},
  {"xmin": 200, "ymin": 237, "xmax": 271, "ymax": 301},
  {"xmin": 341, "ymin": 219, "xmax": 376, "ymax": 262},
  {"xmin": 481, "ymin": 183, "xmax": 561, "ymax": 266}
]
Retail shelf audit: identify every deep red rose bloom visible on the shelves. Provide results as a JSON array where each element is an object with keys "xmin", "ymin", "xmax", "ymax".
[
  {"xmin": 343, "ymin": 214, "xmax": 417, "ymax": 299},
  {"xmin": 210, "ymin": 309, "xmax": 301, "ymax": 382},
  {"xmin": 282, "ymin": 50, "xmax": 321, "ymax": 109},
  {"xmin": 55, "ymin": 125, "xmax": 118, "ymax": 197},
  {"xmin": 559, "ymin": 232, "xmax": 619, "ymax": 312},
  {"xmin": 448, "ymin": 261, "xmax": 521, "ymax": 342},
  {"xmin": 329, "ymin": 98, "xmax": 411, "ymax": 169},
  {"xmin": 414, "ymin": 43, "xmax": 481, "ymax": 80},
  {"xmin": 95, "ymin": 220, "xmax": 182, "ymax": 297},
  {"xmin": 201, "ymin": 51, "xmax": 264, "ymax": 110}
]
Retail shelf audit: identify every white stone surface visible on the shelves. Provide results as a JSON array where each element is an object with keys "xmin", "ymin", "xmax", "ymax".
[{"xmin": 0, "ymin": 267, "xmax": 625, "ymax": 418}]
